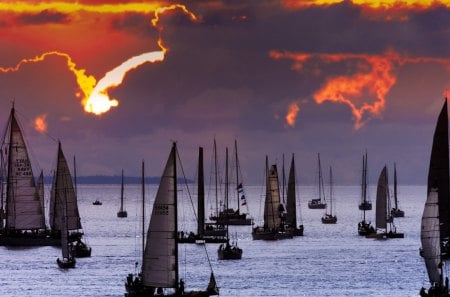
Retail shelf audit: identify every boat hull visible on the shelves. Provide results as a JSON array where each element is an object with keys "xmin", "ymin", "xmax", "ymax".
[
  {"xmin": 287, "ymin": 225, "xmax": 304, "ymax": 236},
  {"xmin": 358, "ymin": 202, "xmax": 372, "ymax": 210},
  {"xmin": 57, "ymin": 257, "xmax": 76, "ymax": 269},
  {"xmin": 117, "ymin": 211, "xmax": 128, "ymax": 218},
  {"xmin": 321, "ymin": 216, "xmax": 337, "ymax": 224},
  {"xmin": 308, "ymin": 200, "xmax": 326, "ymax": 209},
  {"xmin": 366, "ymin": 232, "xmax": 405, "ymax": 239},
  {"xmin": 209, "ymin": 209, "xmax": 252, "ymax": 225},
  {"xmin": 217, "ymin": 244, "xmax": 242, "ymax": 260},
  {"xmin": 0, "ymin": 232, "xmax": 60, "ymax": 246},
  {"xmin": 178, "ymin": 233, "xmax": 227, "ymax": 244},
  {"xmin": 252, "ymin": 227, "xmax": 293, "ymax": 240},
  {"xmin": 391, "ymin": 208, "xmax": 404, "ymax": 217}
]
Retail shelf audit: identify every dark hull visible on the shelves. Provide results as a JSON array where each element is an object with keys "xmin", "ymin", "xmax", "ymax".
[
  {"xmin": 178, "ymin": 235, "xmax": 227, "ymax": 244},
  {"xmin": 57, "ymin": 258, "xmax": 76, "ymax": 269},
  {"xmin": 358, "ymin": 202, "xmax": 372, "ymax": 210},
  {"xmin": 204, "ymin": 224, "xmax": 227, "ymax": 236},
  {"xmin": 252, "ymin": 227, "xmax": 293, "ymax": 240},
  {"xmin": 308, "ymin": 200, "xmax": 326, "ymax": 209},
  {"xmin": 358, "ymin": 221, "xmax": 376, "ymax": 236},
  {"xmin": 209, "ymin": 209, "xmax": 252, "ymax": 225},
  {"xmin": 117, "ymin": 211, "xmax": 128, "ymax": 218},
  {"xmin": 366, "ymin": 232, "xmax": 404, "ymax": 239},
  {"xmin": 322, "ymin": 216, "xmax": 337, "ymax": 224},
  {"xmin": 217, "ymin": 245, "xmax": 242, "ymax": 260},
  {"xmin": 0, "ymin": 232, "xmax": 60, "ymax": 246},
  {"xmin": 287, "ymin": 225, "xmax": 304, "ymax": 236},
  {"xmin": 391, "ymin": 208, "xmax": 404, "ymax": 217}
]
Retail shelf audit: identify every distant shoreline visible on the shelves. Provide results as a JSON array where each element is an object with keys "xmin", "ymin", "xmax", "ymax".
[{"xmin": 42, "ymin": 175, "xmax": 193, "ymax": 184}]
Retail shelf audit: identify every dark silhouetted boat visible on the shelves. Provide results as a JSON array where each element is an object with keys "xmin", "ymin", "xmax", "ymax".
[
  {"xmin": 93, "ymin": 200, "xmax": 102, "ymax": 205},
  {"xmin": 390, "ymin": 163, "xmax": 404, "ymax": 218},
  {"xmin": 419, "ymin": 98, "xmax": 450, "ymax": 297},
  {"xmin": 50, "ymin": 144, "xmax": 91, "ymax": 257},
  {"xmin": 358, "ymin": 153, "xmax": 375, "ymax": 236},
  {"xmin": 117, "ymin": 169, "xmax": 128, "ymax": 218},
  {"xmin": 178, "ymin": 147, "xmax": 226, "ymax": 244},
  {"xmin": 125, "ymin": 143, "xmax": 219, "ymax": 297},
  {"xmin": 285, "ymin": 154, "xmax": 304, "ymax": 236},
  {"xmin": 252, "ymin": 156, "xmax": 292, "ymax": 241},
  {"xmin": 217, "ymin": 147, "xmax": 242, "ymax": 260},
  {"xmin": 0, "ymin": 105, "xmax": 58, "ymax": 246},
  {"xmin": 209, "ymin": 140, "xmax": 252, "ymax": 225},
  {"xmin": 322, "ymin": 167, "xmax": 337, "ymax": 224},
  {"xmin": 366, "ymin": 166, "xmax": 403, "ymax": 239},
  {"xmin": 358, "ymin": 152, "xmax": 372, "ymax": 211},
  {"xmin": 308, "ymin": 153, "xmax": 327, "ymax": 209}
]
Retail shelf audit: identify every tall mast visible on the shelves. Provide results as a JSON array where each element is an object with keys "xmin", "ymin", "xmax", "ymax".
[
  {"xmin": 225, "ymin": 147, "xmax": 229, "ymax": 241},
  {"xmin": 198, "ymin": 147, "xmax": 205, "ymax": 237},
  {"xmin": 282, "ymin": 154, "xmax": 286, "ymax": 204},
  {"xmin": 141, "ymin": 160, "xmax": 145, "ymax": 267},
  {"xmin": 73, "ymin": 156, "xmax": 77, "ymax": 197},
  {"xmin": 214, "ymin": 139, "xmax": 218, "ymax": 216},
  {"xmin": 173, "ymin": 143, "xmax": 179, "ymax": 287},
  {"xmin": 234, "ymin": 140, "xmax": 239, "ymax": 214},
  {"xmin": 385, "ymin": 166, "xmax": 391, "ymax": 233},
  {"xmin": 120, "ymin": 169, "xmax": 124, "ymax": 211},
  {"xmin": 394, "ymin": 163, "xmax": 398, "ymax": 209},
  {"xmin": 318, "ymin": 153, "xmax": 324, "ymax": 203},
  {"xmin": 329, "ymin": 166, "xmax": 333, "ymax": 216}
]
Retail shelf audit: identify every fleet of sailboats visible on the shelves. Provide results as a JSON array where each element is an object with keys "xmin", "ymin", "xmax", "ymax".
[{"xmin": 124, "ymin": 143, "xmax": 219, "ymax": 297}]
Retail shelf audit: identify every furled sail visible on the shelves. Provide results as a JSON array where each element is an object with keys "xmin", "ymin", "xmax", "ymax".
[
  {"xmin": 5, "ymin": 108, "xmax": 45, "ymax": 230},
  {"xmin": 421, "ymin": 189, "xmax": 442, "ymax": 284},
  {"xmin": 286, "ymin": 154, "xmax": 297, "ymax": 227},
  {"xmin": 142, "ymin": 144, "xmax": 177, "ymax": 288},
  {"xmin": 264, "ymin": 164, "xmax": 282, "ymax": 230},
  {"xmin": 375, "ymin": 166, "xmax": 388, "ymax": 230}
]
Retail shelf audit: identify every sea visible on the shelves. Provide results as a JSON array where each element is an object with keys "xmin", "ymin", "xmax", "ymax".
[{"xmin": 0, "ymin": 184, "xmax": 432, "ymax": 297}]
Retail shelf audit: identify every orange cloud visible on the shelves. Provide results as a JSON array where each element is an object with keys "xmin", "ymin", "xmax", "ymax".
[
  {"xmin": 271, "ymin": 50, "xmax": 450, "ymax": 129},
  {"xmin": 285, "ymin": 102, "xmax": 300, "ymax": 128},
  {"xmin": 34, "ymin": 114, "xmax": 47, "ymax": 133}
]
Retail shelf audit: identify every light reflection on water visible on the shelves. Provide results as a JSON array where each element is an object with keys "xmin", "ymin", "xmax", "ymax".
[{"xmin": 0, "ymin": 184, "xmax": 431, "ymax": 296}]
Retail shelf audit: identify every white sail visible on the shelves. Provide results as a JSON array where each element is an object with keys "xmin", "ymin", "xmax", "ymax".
[
  {"xmin": 142, "ymin": 144, "xmax": 177, "ymax": 288},
  {"xmin": 375, "ymin": 166, "xmax": 388, "ymax": 230},
  {"xmin": 421, "ymin": 189, "xmax": 441, "ymax": 283},
  {"xmin": 50, "ymin": 143, "xmax": 82, "ymax": 231},
  {"xmin": 5, "ymin": 109, "xmax": 45, "ymax": 230},
  {"xmin": 264, "ymin": 165, "xmax": 282, "ymax": 230}
]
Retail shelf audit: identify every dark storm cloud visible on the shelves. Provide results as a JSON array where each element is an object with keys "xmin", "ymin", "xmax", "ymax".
[
  {"xmin": 15, "ymin": 10, "xmax": 70, "ymax": 25},
  {"xmin": 110, "ymin": 13, "xmax": 157, "ymax": 39}
]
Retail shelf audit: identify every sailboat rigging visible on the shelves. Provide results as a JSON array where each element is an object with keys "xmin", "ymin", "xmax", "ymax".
[
  {"xmin": 322, "ymin": 166, "xmax": 337, "ymax": 224},
  {"xmin": 50, "ymin": 145, "xmax": 91, "ymax": 257},
  {"xmin": 285, "ymin": 153, "xmax": 304, "ymax": 236},
  {"xmin": 252, "ymin": 156, "xmax": 292, "ymax": 240},
  {"xmin": 55, "ymin": 143, "xmax": 76, "ymax": 269},
  {"xmin": 209, "ymin": 140, "xmax": 252, "ymax": 225},
  {"xmin": 420, "ymin": 98, "xmax": 450, "ymax": 297},
  {"xmin": 358, "ymin": 152, "xmax": 375, "ymax": 236},
  {"xmin": 125, "ymin": 143, "xmax": 219, "ymax": 297},
  {"xmin": 390, "ymin": 163, "xmax": 404, "ymax": 218},
  {"xmin": 308, "ymin": 153, "xmax": 327, "ymax": 209},
  {"xmin": 366, "ymin": 166, "xmax": 403, "ymax": 239},
  {"xmin": 117, "ymin": 169, "xmax": 128, "ymax": 218},
  {"xmin": 218, "ymin": 147, "xmax": 242, "ymax": 260},
  {"xmin": 0, "ymin": 105, "xmax": 58, "ymax": 246},
  {"xmin": 178, "ymin": 146, "xmax": 226, "ymax": 244}
]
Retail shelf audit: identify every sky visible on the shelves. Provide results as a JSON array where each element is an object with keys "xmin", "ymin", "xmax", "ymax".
[{"xmin": 0, "ymin": 0, "xmax": 449, "ymax": 185}]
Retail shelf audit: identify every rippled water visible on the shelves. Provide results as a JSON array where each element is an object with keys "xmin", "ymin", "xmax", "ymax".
[{"xmin": 0, "ymin": 184, "xmax": 431, "ymax": 296}]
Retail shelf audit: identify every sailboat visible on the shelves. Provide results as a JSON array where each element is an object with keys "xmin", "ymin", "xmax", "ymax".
[
  {"xmin": 366, "ymin": 166, "xmax": 404, "ymax": 239},
  {"xmin": 252, "ymin": 156, "xmax": 292, "ymax": 240},
  {"xmin": 358, "ymin": 152, "xmax": 372, "ymax": 210},
  {"xmin": 322, "ymin": 167, "xmax": 337, "ymax": 224},
  {"xmin": 0, "ymin": 105, "xmax": 58, "ymax": 246},
  {"xmin": 125, "ymin": 143, "xmax": 219, "ymax": 297},
  {"xmin": 178, "ymin": 147, "xmax": 226, "ymax": 244},
  {"xmin": 419, "ymin": 98, "xmax": 450, "ymax": 297},
  {"xmin": 308, "ymin": 153, "xmax": 327, "ymax": 209},
  {"xmin": 285, "ymin": 154, "xmax": 304, "ymax": 236},
  {"xmin": 209, "ymin": 140, "xmax": 252, "ymax": 225},
  {"xmin": 390, "ymin": 163, "xmax": 404, "ymax": 218},
  {"xmin": 358, "ymin": 154, "xmax": 375, "ymax": 236},
  {"xmin": 217, "ymin": 147, "xmax": 242, "ymax": 260},
  {"xmin": 117, "ymin": 169, "xmax": 128, "ymax": 218},
  {"xmin": 55, "ymin": 146, "xmax": 76, "ymax": 269},
  {"xmin": 50, "ymin": 143, "xmax": 91, "ymax": 257}
]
